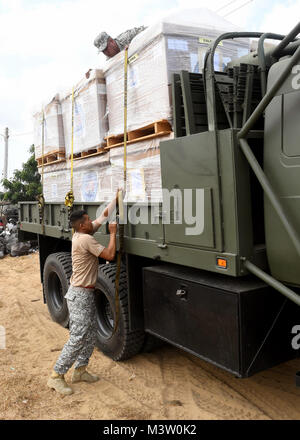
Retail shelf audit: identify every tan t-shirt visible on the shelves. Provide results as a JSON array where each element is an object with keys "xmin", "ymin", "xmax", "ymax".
[{"xmin": 70, "ymin": 232, "xmax": 105, "ymax": 287}]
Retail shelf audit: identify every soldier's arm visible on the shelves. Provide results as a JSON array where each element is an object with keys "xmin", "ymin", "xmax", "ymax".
[
  {"xmin": 92, "ymin": 191, "xmax": 119, "ymax": 233},
  {"xmin": 98, "ymin": 223, "xmax": 117, "ymax": 261},
  {"xmin": 128, "ymin": 26, "xmax": 146, "ymax": 40},
  {"xmin": 116, "ymin": 26, "xmax": 146, "ymax": 47}
]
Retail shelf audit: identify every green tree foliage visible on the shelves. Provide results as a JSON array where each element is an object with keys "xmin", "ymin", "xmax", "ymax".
[{"xmin": 1, "ymin": 145, "xmax": 42, "ymax": 203}]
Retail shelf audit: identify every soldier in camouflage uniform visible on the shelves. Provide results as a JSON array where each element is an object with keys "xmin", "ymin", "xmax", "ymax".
[
  {"xmin": 94, "ymin": 26, "xmax": 146, "ymax": 58},
  {"xmin": 52, "ymin": 287, "xmax": 98, "ymax": 376},
  {"xmin": 47, "ymin": 196, "xmax": 118, "ymax": 395}
]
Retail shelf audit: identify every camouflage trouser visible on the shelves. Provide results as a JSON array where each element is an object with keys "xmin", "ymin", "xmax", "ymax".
[{"xmin": 54, "ymin": 286, "xmax": 97, "ymax": 375}]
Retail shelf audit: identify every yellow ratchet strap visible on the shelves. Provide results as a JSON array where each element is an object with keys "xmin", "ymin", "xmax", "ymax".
[
  {"xmin": 65, "ymin": 87, "xmax": 75, "ymax": 221},
  {"xmin": 111, "ymin": 47, "xmax": 128, "ymax": 338},
  {"xmin": 38, "ymin": 110, "xmax": 45, "ymax": 235}
]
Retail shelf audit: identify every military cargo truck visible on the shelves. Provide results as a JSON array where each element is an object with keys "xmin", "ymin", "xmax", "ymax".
[{"xmin": 19, "ymin": 23, "xmax": 300, "ymax": 378}]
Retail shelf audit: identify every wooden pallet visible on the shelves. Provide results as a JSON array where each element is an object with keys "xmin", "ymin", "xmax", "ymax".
[
  {"xmin": 36, "ymin": 150, "xmax": 65, "ymax": 167},
  {"xmin": 105, "ymin": 119, "xmax": 172, "ymax": 150},
  {"xmin": 68, "ymin": 146, "xmax": 106, "ymax": 161}
]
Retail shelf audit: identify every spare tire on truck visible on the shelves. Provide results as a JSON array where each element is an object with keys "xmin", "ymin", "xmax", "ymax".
[
  {"xmin": 94, "ymin": 263, "xmax": 145, "ymax": 361},
  {"xmin": 43, "ymin": 252, "xmax": 72, "ymax": 328}
]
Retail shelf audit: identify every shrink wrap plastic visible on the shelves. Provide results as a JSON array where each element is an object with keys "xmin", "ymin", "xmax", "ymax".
[
  {"xmin": 39, "ymin": 153, "xmax": 110, "ymax": 203},
  {"xmin": 60, "ymin": 69, "xmax": 108, "ymax": 158},
  {"xmin": 39, "ymin": 134, "xmax": 173, "ymax": 204},
  {"xmin": 33, "ymin": 95, "xmax": 64, "ymax": 158},
  {"xmin": 104, "ymin": 8, "xmax": 249, "ymax": 136},
  {"xmin": 107, "ymin": 133, "xmax": 174, "ymax": 203}
]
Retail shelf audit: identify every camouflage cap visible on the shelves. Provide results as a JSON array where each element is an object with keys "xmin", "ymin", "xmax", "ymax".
[{"xmin": 94, "ymin": 31, "xmax": 110, "ymax": 52}]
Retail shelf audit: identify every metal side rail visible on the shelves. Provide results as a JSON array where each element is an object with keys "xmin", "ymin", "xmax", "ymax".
[{"xmin": 237, "ymin": 23, "xmax": 300, "ymax": 306}]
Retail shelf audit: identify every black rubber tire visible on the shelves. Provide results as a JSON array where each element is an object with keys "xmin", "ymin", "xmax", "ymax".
[
  {"xmin": 43, "ymin": 252, "xmax": 72, "ymax": 328},
  {"xmin": 94, "ymin": 262, "xmax": 145, "ymax": 361}
]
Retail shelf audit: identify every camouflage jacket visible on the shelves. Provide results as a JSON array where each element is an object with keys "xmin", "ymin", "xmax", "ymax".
[{"xmin": 115, "ymin": 26, "xmax": 146, "ymax": 51}]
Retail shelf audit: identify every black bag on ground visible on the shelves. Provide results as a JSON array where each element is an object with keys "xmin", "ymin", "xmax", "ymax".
[{"xmin": 10, "ymin": 241, "xmax": 31, "ymax": 257}]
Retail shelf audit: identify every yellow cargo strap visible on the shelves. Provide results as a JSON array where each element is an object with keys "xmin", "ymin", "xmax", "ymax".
[
  {"xmin": 123, "ymin": 46, "xmax": 128, "ymax": 187},
  {"xmin": 65, "ymin": 87, "xmax": 75, "ymax": 224},
  {"xmin": 38, "ymin": 110, "xmax": 45, "ymax": 235},
  {"xmin": 111, "ymin": 47, "xmax": 128, "ymax": 338}
]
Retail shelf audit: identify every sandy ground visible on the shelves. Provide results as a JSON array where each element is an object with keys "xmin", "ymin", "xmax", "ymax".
[{"xmin": 0, "ymin": 253, "xmax": 300, "ymax": 420}]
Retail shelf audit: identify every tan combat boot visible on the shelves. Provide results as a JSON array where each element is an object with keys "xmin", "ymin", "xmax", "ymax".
[
  {"xmin": 71, "ymin": 365, "xmax": 100, "ymax": 383},
  {"xmin": 47, "ymin": 371, "xmax": 73, "ymax": 395}
]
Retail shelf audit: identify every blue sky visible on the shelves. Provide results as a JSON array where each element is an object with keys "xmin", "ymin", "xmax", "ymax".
[{"xmin": 0, "ymin": 0, "xmax": 299, "ymax": 182}]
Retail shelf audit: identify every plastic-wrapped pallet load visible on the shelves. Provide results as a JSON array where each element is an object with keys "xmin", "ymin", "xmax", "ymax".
[
  {"xmin": 60, "ymin": 69, "xmax": 108, "ymax": 158},
  {"xmin": 104, "ymin": 8, "xmax": 249, "ymax": 136},
  {"xmin": 108, "ymin": 133, "xmax": 174, "ymax": 203},
  {"xmin": 39, "ymin": 134, "xmax": 173, "ymax": 203},
  {"xmin": 33, "ymin": 94, "xmax": 65, "ymax": 159},
  {"xmin": 39, "ymin": 152, "xmax": 110, "ymax": 203}
]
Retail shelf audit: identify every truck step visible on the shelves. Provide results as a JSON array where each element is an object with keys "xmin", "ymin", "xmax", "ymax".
[
  {"xmin": 36, "ymin": 150, "xmax": 66, "ymax": 167},
  {"xmin": 104, "ymin": 119, "xmax": 172, "ymax": 150}
]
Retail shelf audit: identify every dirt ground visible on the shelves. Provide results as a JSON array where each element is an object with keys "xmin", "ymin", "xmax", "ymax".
[{"xmin": 0, "ymin": 253, "xmax": 300, "ymax": 420}]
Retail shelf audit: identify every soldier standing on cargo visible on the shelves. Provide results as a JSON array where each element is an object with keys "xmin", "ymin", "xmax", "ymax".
[
  {"xmin": 47, "ymin": 194, "xmax": 118, "ymax": 395},
  {"xmin": 94, "ymin": 26, "xmax": 146, "ymax": 58}
]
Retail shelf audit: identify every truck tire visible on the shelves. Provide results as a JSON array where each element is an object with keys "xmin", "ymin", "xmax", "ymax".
[
  {"xmin": 43, "ymin": 252, "xmax": 72, "ymax": 328},
  {"xmin": 94, "ymin": 263, "xmax": 145, "ymax": 361}
]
